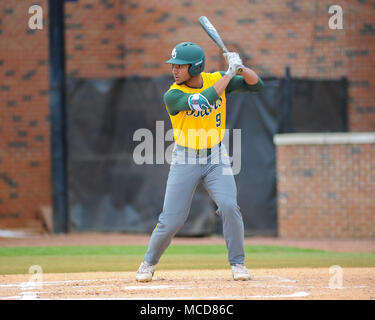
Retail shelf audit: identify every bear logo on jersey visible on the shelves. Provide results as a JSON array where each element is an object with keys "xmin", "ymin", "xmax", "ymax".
[{"xmin": 187, "ymin": 97, "xmax": 223, "ymax": 117}]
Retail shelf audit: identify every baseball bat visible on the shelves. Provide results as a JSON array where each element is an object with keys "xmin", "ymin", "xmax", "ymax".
[{"xmin": 198, "ymin": 16, "xmax": 243, "ymax": 72}]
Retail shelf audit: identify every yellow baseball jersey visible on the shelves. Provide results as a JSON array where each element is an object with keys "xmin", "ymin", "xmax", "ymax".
[{"xmin": 166, "ymin": 72, "xmax": 226, "ymax": 149}]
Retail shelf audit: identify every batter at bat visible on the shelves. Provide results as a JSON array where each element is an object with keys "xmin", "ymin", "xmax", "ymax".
[{"xmin": 136, "ymin": 41, "xmax": 264, "ymax": 282}]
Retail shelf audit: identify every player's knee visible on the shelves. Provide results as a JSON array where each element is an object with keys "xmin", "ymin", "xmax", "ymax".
[
  {"xmin": 158, "ymin": 220, "xmax": 185, "ymax": 235},
  {"xmin": 217, "ymin": 199, "xmax": 240, "ymax": 217}
]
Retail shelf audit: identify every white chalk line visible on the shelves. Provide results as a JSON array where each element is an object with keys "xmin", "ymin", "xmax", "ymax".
[
  {"xmin": 257, "ymin": 275, "xmax": 298, "ymax": 283},
  {"xmin": 0, "ymin": 296, "xmax": 23, "ymax": 300},
  {"xmin": 0, "ymin": 278, "xmax": 123, "ymax": 288},
  {"xmin": 124, "ymin": 284, "xmax": 194, "ymax": 290}
]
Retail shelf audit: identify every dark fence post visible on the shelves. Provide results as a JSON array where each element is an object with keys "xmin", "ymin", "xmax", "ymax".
[
  {"xmin": 48, "ymin": 0, "xmax": 68, "ymax": 233},
  {"xmin": 284, "ymin": 65, "xmax": 292, "ymax": 133},
  {"xmin": 341, "ymin": 76, "xmax": 348, "ymax": 132}
]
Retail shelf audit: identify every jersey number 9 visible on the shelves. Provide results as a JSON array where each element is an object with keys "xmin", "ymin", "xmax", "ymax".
[{"xmin": 216, "ymin": 112, "xmax": 221, "ymax": 127}]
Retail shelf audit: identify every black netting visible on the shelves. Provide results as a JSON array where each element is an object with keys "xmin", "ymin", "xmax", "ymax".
[
  {"xmin": 65, "ymin": 76, "xmax": 346, "ymax": 236},
  {"xmin": 290, "ymin": 78, "xmax": 348, "ymax": 132}
]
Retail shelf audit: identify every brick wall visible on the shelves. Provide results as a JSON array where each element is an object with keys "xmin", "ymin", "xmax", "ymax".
[
  {"xmin": 275, "ymin": 133, "xmax": 375, "ymax": 238},
  {"xmin": 64, "ymin": 0, "xmax": 126, "ymax": 78},
  {"xmin": 1, "ymin": 0, "xmax": 374, "ymax": 231},
  {"xmin": 0, "ymin": 0, "xmax": 51, "ymax": 229}
]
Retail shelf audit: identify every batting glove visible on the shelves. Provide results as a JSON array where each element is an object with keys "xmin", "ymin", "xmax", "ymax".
[
  {"xmin": 224, "ymin": 52, "xmax": 243, "ymax": 78},
  {"xmin": 187, "ymin": 93, "xmax": 213, "ymax": 111},
  {"xmin": 224, "ymin": 52, "xmax": 243, "ymax": 66},
  {"xmin": 225, "ymin": 64, "xmax": 237, "ymax": 78}
]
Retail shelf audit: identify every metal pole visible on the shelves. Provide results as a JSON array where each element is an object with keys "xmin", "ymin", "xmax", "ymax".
[
  {"xmin": 341, "ymin": 76, "xmax": 348, "ymax": 132},
  {"xmin": 284, "ymin": 66, "xmax": 292, "ymax": 133},
  {"xmin": 48, "ymin": 0, "xmax": 68, "ymax": 233}
]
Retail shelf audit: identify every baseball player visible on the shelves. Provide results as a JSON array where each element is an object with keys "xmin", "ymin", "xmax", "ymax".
[{"xmin": 136, "ymin": 42, "xmax": 264, "ymax": 282}]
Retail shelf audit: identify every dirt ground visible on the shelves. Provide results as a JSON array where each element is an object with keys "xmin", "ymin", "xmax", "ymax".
[
  {"xmin": 0, "ymin": 268, "xmax": 374, "ymax": 300},
  {"xmin": 0, "ymin": 232, "xmax": 374, "ymax": 300}
]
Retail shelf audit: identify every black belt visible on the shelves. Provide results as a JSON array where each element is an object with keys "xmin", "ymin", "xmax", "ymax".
[{"xmin": 176, "ymin": 142, "xmax": 221, "ymax": 157}]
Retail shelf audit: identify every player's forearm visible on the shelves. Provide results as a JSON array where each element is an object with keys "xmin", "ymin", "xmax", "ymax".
[
  {"xmin": 212, "ymin": 74, "xmax": 232, "ymax": 97},
  {"xmin": 219, "ymin": 71, "xmax": 264, "ymax": 93},
  {"xmin": 241, "ymin": 67, "xmax": 260, "ymax": 85},
  {"xmin": 235, "ymin": 67, "xmax": 264, "ymax": 92}
]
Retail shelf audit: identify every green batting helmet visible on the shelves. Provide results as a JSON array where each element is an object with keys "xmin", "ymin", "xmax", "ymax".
[{"xmin": 166, "ymin": 42, "xmax": 205, "ymax": 76}]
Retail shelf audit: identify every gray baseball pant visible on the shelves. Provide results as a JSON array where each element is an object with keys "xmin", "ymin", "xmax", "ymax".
[{"xmin": 144, "ymin": 144, "xmax": 245, "ymax": 266}]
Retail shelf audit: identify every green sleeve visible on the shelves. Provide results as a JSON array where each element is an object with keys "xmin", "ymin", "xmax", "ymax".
[
  {"xmin": 218, "ymin": 71, "xmax": 264, "ymax": 94},
  {"xmin": 164, "ymin": 87, "xmax": 219, "ymax": 116}
]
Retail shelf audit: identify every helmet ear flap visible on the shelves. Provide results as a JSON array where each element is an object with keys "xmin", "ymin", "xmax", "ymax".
[
  {"xmin": 188, "ymin": 64, "xmax": 197, "ymax": 76},
  {"xmin": 188, "ymin": 59, "xmax": 205, "ymax": 76}
]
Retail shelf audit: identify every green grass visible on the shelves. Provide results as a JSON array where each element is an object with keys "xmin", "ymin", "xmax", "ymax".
[{"xmin": 0, "ymin": 245, "xmax": 374, "ymax": 275}]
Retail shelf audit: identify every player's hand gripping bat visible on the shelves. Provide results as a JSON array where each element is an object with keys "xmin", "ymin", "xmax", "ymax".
[{"xmin": 198, "ymin": 16, "xmax": 243, "ymax": 73}]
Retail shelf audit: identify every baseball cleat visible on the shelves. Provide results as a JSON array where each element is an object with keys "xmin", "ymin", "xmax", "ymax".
[
  {"xmin": 136, "ymin": 261, "xmax": 156, "ymax": 282},
  {"xmin": 231, "ymin": 264, "xmax": 251, "ymax": 281}
]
